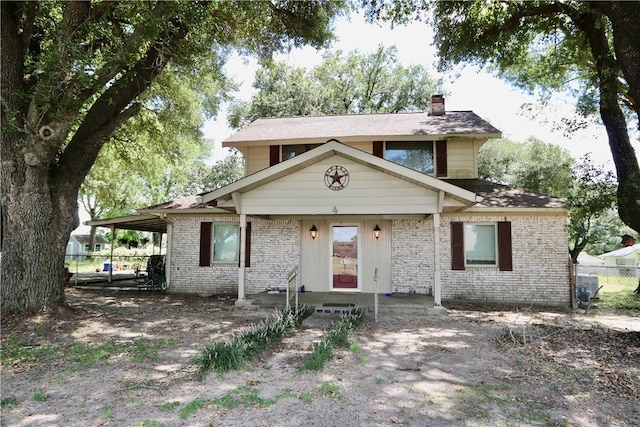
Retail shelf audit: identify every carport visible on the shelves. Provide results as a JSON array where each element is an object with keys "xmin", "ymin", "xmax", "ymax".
[{"xmin": 84, "ymin": 214, "xmax": 168, "ymax": 284}]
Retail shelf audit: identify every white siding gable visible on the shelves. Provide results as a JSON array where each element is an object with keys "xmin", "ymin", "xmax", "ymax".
[{"xmin": 238, "ymin": 155, "xmax": 444, "ymax": 215}]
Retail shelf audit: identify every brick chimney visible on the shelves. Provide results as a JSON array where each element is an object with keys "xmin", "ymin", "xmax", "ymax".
[{"xmin": 430, "ymin": 94, "xmax": 445, "ymax": 116}]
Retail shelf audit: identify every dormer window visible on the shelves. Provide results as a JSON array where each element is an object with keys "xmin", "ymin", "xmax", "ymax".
[{"xmin": 385, "ymin": 141, "xmax": 434, "ymax": 174}]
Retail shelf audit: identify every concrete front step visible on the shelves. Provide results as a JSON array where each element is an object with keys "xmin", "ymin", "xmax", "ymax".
[{"xmin": 314, "ymin": 303, "xmax": 356, "ymax": 314}]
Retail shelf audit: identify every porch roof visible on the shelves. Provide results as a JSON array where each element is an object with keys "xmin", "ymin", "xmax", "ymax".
[{"xmin": 444, "ymin": 179, "xmax": 566, "ymax": 209}]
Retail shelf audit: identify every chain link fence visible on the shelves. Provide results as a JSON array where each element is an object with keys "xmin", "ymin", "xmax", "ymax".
[{"xmin": 574, "ymin": 263, "xmax": 640, "ymax": 309}]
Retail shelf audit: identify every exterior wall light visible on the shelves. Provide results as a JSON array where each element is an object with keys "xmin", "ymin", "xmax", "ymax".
[
  {"xmin": 310, "ymin": 225, "xmax": 318, "ymax": 240},
  {"xmin": 373, "ymin": 224, "xmax": 381, "ymax": 240}
]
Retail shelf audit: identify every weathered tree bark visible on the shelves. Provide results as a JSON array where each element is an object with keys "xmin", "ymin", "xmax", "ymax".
[
  {"xmin": 573, "ymin": 9, "xmax": 640, "ymax": 234},
  {"xmin": 569, "ymin": 238, "xmax": 588, "ymax": 264},
  {"xmin": 0, "ymin": 2, "xmax": 185, "ymax": 315}
]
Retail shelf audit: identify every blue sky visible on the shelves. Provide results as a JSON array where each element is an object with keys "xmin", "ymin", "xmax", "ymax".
[{"xmin": 204, "ymin": 12, "xmax": 629, "ymax": 173}]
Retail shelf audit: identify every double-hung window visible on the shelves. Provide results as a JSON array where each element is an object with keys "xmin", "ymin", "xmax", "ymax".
[
  {"xmin": 199, "ymin": 222, "xmax": 251, "ymax": 267},
  {"xmin": 281, "ymin": 144, "xmax": 321, "ymax": 161},
  {"xmin": 451, "ymin": 221, "xmax": 512, "ymax": 271},
  {"xmin": 464, "ymin": 224, "xmax": 497, "ymax": 266},
  {"xmin": 213, "ymin": 224, "xmax": 239, "ymax": 263}
]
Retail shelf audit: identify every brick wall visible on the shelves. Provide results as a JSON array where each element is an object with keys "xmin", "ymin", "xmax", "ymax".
[
  {"xmin": 168, "ymin": 216, "xmax": 300, "ymax": 296},
  {"xmin": 391, "ymin": 218, "xmax": 435, "ymax": 294},
  {"xmin": 169, "ymin": 213, "xmax": 569, "ymax": 305},
  {"xmin": 440, "ymin": 214, "xmax": 570, "ymax": 305},
  {"xmin": 245, "ymin": 219, "xmax": 301, "ymax": 294},
  {"xmin": 168, "ymin": 216, "xmax": 240, "ymax": 295}
]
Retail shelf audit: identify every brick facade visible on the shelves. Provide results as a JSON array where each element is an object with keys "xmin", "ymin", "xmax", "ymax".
[
  {"xmin": 169, "ymin": 213, "xmax": 569, "ymax": 306},
  {"xmin": 391, "ymin": 219, "xmax": 434, "ymax": 294},
  {"xmin": 168, "ymin": 216, "xmax": 300, "ymax": 296},
  {"xmin": 440, "ymin": 214, "xmax": 570, "ymax": 305},
  {"xmin": 245, "ymin": 219, "xmax": 301, "ymax": 294}
]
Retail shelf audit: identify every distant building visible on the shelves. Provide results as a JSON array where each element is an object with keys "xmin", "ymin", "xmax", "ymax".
[{"xmin": 66, "ymin": 234, "xmax": 109, "ymax": 260}]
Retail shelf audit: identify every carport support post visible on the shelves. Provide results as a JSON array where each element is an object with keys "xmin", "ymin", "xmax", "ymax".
[{"xmin": 108, "ymin": 224, "xmax": 115, "ymax": 284}]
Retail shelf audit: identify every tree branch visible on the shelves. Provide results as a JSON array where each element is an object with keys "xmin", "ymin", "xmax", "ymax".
[{"xmin": 57, "ymin": 19, "xmax": 190, "ymax": 191}]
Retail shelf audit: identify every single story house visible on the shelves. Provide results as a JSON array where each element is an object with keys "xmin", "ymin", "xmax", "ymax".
[
  {"xmin": 598, "ymin": 244, "xmax": 640, "ymax": 267},
  {"xmin": 89, "ymin": 97, "xmax": 571, "ymax": 307},
  {"xmin": 66, "ymin": 233, "xmax": 109, "ymax": 259}
]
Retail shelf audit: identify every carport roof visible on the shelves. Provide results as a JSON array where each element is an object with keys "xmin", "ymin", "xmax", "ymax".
[{"xmin": 85, "ymin": 214, "xmax": 167, "ymax": 234}]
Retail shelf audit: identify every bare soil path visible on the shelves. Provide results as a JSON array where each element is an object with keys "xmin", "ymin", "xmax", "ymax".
[{"xmin": 1, "ymin": 288, "xmax": 638, "ymax": 426}]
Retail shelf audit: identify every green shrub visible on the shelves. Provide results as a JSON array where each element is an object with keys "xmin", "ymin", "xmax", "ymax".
[
  {"xmin": 299, "ymin": 308, "xmax": 364, "ymax": 371},
  {"xmin": 196, "ymin": 306, "xmax": 311, "ymax": 376}
]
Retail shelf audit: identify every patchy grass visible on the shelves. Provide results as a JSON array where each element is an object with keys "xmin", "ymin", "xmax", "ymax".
[
  {"xmin": 178, "ymin": 398, "xmax": 209, "ymax": 420},
  {"xmin": 318, "ymin": 381, "xmax": 341, "ymax": 398},
  {"xmin": 67, "ymin": 342, "xmax": 116, "ymax": 367},
  {"xmin": 597, "ymin": 278, "xmax": 640, "ymax": 310},
  {"xmin": 1, "ymin": 397, "xmax": 18, "ymax": 408},
  {"xmin": 454, "ymin": 382, "xmax": 552, "ymax": 425},
  {"xmin": 0, "ymin": 332, "xmax": 55, "ymax": 366},
  {"xmin": 177, "ymin": 386, "xmax": 295, "ymax": 420},
  {"xmin": 66, "ymin": 337, "xmax": 176, "ymax": 368},
  {"xmin": 156, "ymin": 401, "xmax": 180, "ymax": 413}
]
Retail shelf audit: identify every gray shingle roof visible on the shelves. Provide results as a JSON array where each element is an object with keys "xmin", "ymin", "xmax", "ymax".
[
  {"xmin": 143, "ymin": 194, "xmax": 205, "ymax": 210},
  {"xmin": 71, "ymin": 234, "xmax": 108, "ymax": 244},
  {"xmin": 223, "ymin": 111, "xmax": 501, "ymax": 145},
  {"xmin": 445, "ymin": 179, "xmax": 566, "ymax": 209}
]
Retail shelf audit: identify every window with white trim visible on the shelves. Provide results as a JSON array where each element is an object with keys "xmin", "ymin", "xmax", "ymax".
[
  {"xmin": 213, "ymin": 224, "xmax": 239, "ymax": 263},
  {"xmin": 464, "ymin": 223, "xmax": 497, "ymax": 266},
  {"xmin": 451, "ymin": 221, "xmax": 512, "ymax": 271}
]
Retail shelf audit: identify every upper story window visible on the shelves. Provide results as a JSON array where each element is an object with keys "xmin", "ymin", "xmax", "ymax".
[
  {"xmin": 282, "ymin": 144, "xmax": 321, "ymax": 161},
  {"xmin": 385, "ymin": 141, "xmax": 434, "ymax": 174}
]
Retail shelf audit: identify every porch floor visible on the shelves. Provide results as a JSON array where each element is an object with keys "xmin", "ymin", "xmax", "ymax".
[{"xmin": 244, "ymin": 291, "xmax": 442, "ymax": 315}]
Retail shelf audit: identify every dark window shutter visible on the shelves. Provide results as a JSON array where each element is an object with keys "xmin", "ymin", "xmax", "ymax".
[
  {"xmin": 373, "ymin": 141, "xmax": 384, "ymax": 158},
  {"xmin": 199, "ymin": 222, "xmax": 212, "ymax": 267},
  {"xmin": 436, "ymin": 140, "xmax": 447, "ymax": 177},
  {"xmin": 451, "ymin": 222, "xmax": 465, "ymax": 270},
  {"xmin": 240, "ymin": 222, "xmax": 251, "ymax": 267},
  {"xmin": 269, "ymin": 145, "xmax": 280, "ymax": 166},
  {"xmin": 498, "ymin": 221, "xmax": 513, "ymax": 271}
]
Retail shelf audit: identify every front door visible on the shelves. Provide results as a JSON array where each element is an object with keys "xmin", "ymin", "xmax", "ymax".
[{"xmin": 331, "ymin": 225, "xmax": 358, "ymax": 289}]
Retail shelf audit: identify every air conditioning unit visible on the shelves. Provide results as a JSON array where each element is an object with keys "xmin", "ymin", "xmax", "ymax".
[{"xmin": 576, "ymin": 274, "xmax": 600, "ymax": 302}]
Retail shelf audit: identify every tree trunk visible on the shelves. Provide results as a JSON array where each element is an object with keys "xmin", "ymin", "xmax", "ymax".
[
  {"xmin": 1, "ymin": 139, "xmax": 79, "ymax": 315},
  {"xmin": 88, "ymin": 225, "xmax": 97, "ymax": 259}
]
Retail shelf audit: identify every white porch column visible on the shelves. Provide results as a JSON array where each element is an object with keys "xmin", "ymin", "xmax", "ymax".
[
  {"xmin": 433, "ymin": 213, "xmax": 442, "ymax": 306},
  {"xmin": 237, "ymin": 213, "xmax": 247, "ymax": 302}
]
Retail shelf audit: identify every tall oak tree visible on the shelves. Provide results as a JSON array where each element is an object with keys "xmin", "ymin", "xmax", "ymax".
[{"xmin": 1, "ymin": 0, "xmax": 344, "ymax": 315}]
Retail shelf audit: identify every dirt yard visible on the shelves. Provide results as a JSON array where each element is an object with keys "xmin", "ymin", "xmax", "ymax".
[{"xmin": 1, "ymin": 288, "xmax": 639, "ymax": 427}]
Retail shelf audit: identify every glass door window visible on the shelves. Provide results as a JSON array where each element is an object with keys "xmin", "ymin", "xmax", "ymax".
[{"xmin": 331, "ymin": 226, "xmax": 358, "ymax": 289}]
